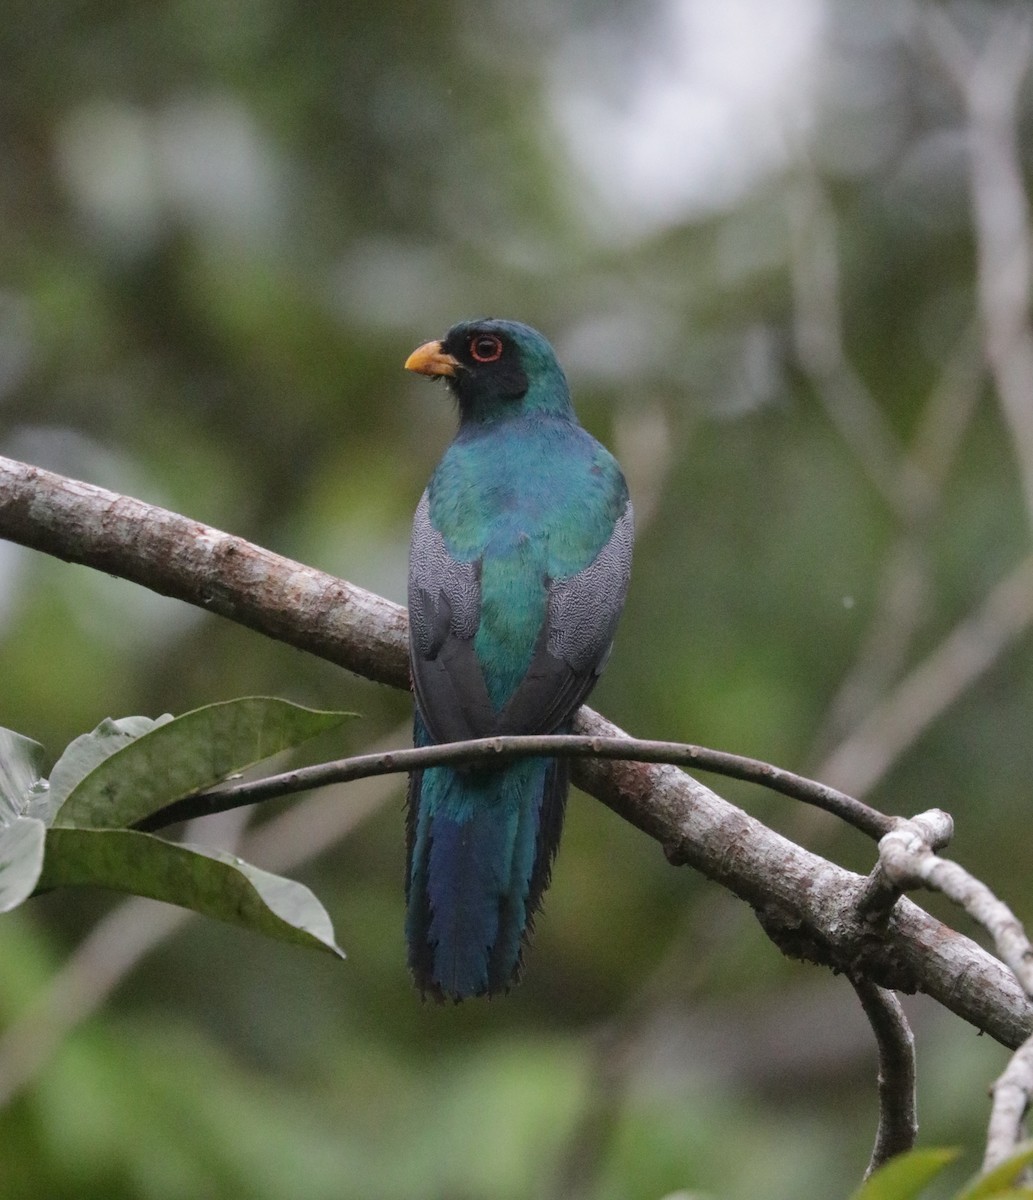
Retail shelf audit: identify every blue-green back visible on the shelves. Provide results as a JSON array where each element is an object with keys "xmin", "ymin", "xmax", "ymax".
[{"xmin": 428, "ymin": 413, "xmax": 627, "ymax": 707}]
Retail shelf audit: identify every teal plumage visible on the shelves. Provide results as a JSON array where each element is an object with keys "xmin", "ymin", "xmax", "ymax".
[{"xmin": 405, "ymin": 319, "xmax": 633, "ymax": 1000}]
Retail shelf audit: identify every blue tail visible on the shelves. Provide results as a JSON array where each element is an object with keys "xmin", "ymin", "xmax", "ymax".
[{"xmin": 405, "ymin": 715, "xmax": 568, "ymax": 1001}]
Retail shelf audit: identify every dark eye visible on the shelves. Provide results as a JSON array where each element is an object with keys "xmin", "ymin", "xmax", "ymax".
[{"xmin": 469, "ymin": 334, "xmax": 503, "ymax": 363}]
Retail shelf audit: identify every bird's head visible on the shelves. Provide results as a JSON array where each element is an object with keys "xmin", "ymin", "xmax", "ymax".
[{"xmin": 405, "ymin": 319, "xmax": 573, "ymax": 424}]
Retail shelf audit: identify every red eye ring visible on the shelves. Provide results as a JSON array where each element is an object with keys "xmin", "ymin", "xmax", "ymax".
[{"xmin": 469, "ymin": 334, "xmax": 503, "ymax": 363}]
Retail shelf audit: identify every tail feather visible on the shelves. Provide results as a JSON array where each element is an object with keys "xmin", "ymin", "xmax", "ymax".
[{"xmin": 406, "ymin": 716, "xmax": 568, "ymax": 1000}]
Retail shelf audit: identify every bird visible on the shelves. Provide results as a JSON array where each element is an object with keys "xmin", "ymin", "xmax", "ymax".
[{"xmin": 404, "ymin": 318, "xmax": 633, "ymax": 1001}]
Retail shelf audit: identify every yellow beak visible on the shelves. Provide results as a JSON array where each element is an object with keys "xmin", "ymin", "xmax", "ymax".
[{"xmin": 404, "ymin": 340, "xmax": 460, "ymax": 377}]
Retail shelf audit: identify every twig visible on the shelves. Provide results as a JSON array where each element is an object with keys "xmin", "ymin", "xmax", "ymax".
[
  {"xmin": 851, "ymin": 977, "xmax": 918, "ymax": 1176},
  {"xmin": 878, "ymin": 811, "xmax": 1033, "ymax": 998},
  {"xmin": 787, "ymin": 173, "xmax": 997, "ymax": 822},
  {"xmin": 909, "ymin": 321, "xmax": 984, "ymax": 486},
  {"xmin": 789, "ymin": 155, "xmax": 1027, "ymax": 807},
  {"xmin": 857, "ymin": 811, "xmax": 954, "ymax": 930},
  {"xmin": 546, "ymin": 1022, "xmax": 635, "ymax": 1200},
  {"xmin": 985, "ymin": 1040, "xmax": 1033, "ymax": 1174},
  {"xmin": 1, "ymin": 455, "xmax": 1032, "ymax": 1046},
  {"xmin": 874, "ymin": 808, "xmax": 1033, "ymax": 1169},
  {"xmin": 136, "ymin": 732, "xmax": 894, "ymax": 840}
]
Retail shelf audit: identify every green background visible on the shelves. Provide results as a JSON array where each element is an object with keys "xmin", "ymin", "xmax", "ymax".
[{"xmin": 0, "ymin": 1, "xmax": 1030, "ymax": 1196}]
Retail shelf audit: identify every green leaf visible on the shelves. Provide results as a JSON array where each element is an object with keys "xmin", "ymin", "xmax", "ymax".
[
  {"xmin": 52, "ymin": 698, "xmax": 354, "ymax": 830},
  {"xmin": 40, "ymin": 827, "xmax": 344, "ymax": 957},
  {"xmin": 0, "ymin": 817, "xmax": 46, "ymax": 912},
  {"xmin": 959, "ymin": 1143, "xmax": 1033, "ymax": 1198},
  {"xmin": 43, "ymin": 715, "xmax": 172, "ymax": 824},
  {"xmin": 850, "ymin": 1148, "xmax": 959, "ymax": 1200},
  {"xmin": 0, "ymin": 727, "xmax": 48, "ymax": 825}
]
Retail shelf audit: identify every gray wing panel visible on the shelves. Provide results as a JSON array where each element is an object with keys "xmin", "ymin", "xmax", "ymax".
[
  {"xmin": 408, "ymin": 491, "xmax": 480, "ymax": 658},
  {"xmin": 547, "ymin": 501, "xmax": 634, "ymax": 673},
  {"xmin": 408, "ymin": 491, "xmax": 496, "ymax": 742}
]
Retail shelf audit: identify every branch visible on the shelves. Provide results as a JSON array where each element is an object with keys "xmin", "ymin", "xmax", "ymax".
[
  {"xmin": 2, "ymin": 455, "xmax": 1032, "ymax": 1048},
  {"xmin": 0, "ymin": 456, "xmax": 409, "ymax": 688},
  {"xmin": 789, "ymin": 159, "xmax": 1033, "ymax": 801},
  {"xmin": 985, "ymin": 1042, "xmax": 1033, "ymax": 1174},
  {"xmin": 136, "ymin": 733, "xmax": 894, "ymax": 839},
  {"xmin": 875, "ymin": 811, "xmax": 1033, "ymax": 1169},
  {"xmin": 878, "ymin": 811, "xmax": 1033, "ymax": 999},
  {"xmin": 851, "ymin": 977, "xmax": 918, "ymax": 1176}
]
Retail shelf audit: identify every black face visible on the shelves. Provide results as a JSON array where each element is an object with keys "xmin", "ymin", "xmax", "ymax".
[{"xmin": 440, "ymin": 323, "xmax": 529, "ymax": 406}]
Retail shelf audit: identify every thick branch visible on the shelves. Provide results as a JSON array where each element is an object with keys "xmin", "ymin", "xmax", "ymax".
[
  {"xmin": 0, "ymin": 456, "xmax": 409, "ymax": 689},
  {"xmin": 1, "ymin": 455, "xmax": 1031, "ymax": 1048}
]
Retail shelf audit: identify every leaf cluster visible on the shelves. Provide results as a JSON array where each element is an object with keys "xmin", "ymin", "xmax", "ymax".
[{"xmin": 0, "ymin": 699, "xmax": 352, "ymax": 956}]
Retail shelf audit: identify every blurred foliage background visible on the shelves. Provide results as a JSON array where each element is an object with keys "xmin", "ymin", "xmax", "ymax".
[{"xmin": 1, "ymin": 0, "xmax": 1032, "ymax": 1196}]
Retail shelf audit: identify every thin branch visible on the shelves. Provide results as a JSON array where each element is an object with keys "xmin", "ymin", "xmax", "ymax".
[
  {"xmin": 877, "ymin": 811, "xmax": 1033, "ymax": 999},
  {"xmin": 1, "ymin": 455, "xmax": 1032, "ymax": 1047},
  {"xmin": 851, "ymin": 977, "xmax": 918, "ymax": 1176},
  {"xmin": 985, "ymin": 1040, "xmax": 1033, "ymax": 1174},
  {"xmin": 875, "ymin": 809, "xmax": 1033, "ymax": 1170},
  {"xmin": 788, "ymin": 152, "xmax": 1023, "ymax": 811},
  {"xmin": 136, "ymin": 732, "xmax": 894, "ymax": 840},
  {"xmin": 809, "ymin": 540, "xmax": 930, "ymax": 774},
  {"xmin": 787, "ymin": 174, "xmax": 1011, "ymax": 821},
  {"xmin": 857, "ymin": 811, "xmax": 954, "ymax": 932},
  {"xmin": 546, "ymin": 1022, "xmax": 635, "ymax": 1200},
  {"xmin": 546, "ymin": 898, "xmax": 745, "ymax": 1200},
  {"xmin": 789, "ymin": 148, "xmax": 1026, "ymax": 806},
  {"xmin": 909, "ymin": 321, "xmax": 984, "ymax": 486}
]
